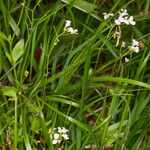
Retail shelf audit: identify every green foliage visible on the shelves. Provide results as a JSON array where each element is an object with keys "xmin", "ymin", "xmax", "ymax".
[
  {"xmin": 0, "ymin": 0, "xmax": 150, "ymax": 149},
  {"xmin": 12, "ymin": 39, "xmax": 24, "ymax": 64}
]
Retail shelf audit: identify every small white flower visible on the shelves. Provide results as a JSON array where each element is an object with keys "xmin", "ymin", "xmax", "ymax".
[
  {"xmin": 103, "ymin": 13, "xmax": 114, "ymax": 20},
  {"xmin": 52, "ymin": 133, "xmax": 62, "ymax": 145},
  {"xmin": 115, "ymin": 19, "xmax": 121, "ymax": 25},
  {"xmin": 123, "ymin": 17, "xmax": 130, "ymax": 25},
  {"xmin": 58, "ymin": 127, "xmax": 68, "ymax": 134},
  {"xmin": 52, "ymin": 139, "xmax": 57, "ymax": 144},
  {"xmin": 52, "ymin": 139, "xmax": 62, "ymax": 145},
  {"xmin": 64, "ymin": 20, "xmax": 71, "ymax": 29},
  {"xmin": 132, "ymin": 39, "xmax": 139, "ymax": 46},
  {"xmin": 119, "ymin": 9, "xmax": 128, "ymax": 17},
  {"xmin": 64, "ymin": 20, "xmax": 78, "ymax": 34},
  {"xmin": 119, "ymin": 16, "xmax": 126, "ymax": 22},
  {"xmin": 51, "ymin": 127, "xmax": 69, "ymax": 145},
  {"xmin": 62, "ymin": 134, "xmax": 69, "ymax": 140},
  {"xmin": 54, "ymin": 133, "xmax": 60, "ymax": 139},
  {"xmin": 128, "ymin": 16, "xmax": 136, "ymax": 25},
  {"xmin": 67, "ymin": 27, "xmax": 78, "ymax": 34},
  {"xmin": 130, "ymin": 46, "xmax": 139, "ymax": 53},
  {"xmin": 125, "ymin": 57, "xmax": 129, "ymax": 62},
  {"xmin": 130, "ymin": 39, "xmax": 140, "ymax": 53}
]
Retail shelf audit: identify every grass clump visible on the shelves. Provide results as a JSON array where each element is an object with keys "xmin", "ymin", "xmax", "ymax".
[{"xmin": 0, "ymin": 0, "xmax": 150, "ymax": 149}]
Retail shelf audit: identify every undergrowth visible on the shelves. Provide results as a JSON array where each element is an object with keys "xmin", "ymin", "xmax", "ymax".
[{"xmin": 0, "ymin": 0, "xmax": 150, "ymax": 149}]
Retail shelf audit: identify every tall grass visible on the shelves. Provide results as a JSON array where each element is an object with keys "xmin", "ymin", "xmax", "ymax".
[{"xmin": 0, "ymin": 0, "xmax": 150, "ymax": 149}]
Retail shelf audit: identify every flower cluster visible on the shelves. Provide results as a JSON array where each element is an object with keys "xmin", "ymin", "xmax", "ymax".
[
  {"xmin": 115, "ymin": 9, "xmax": 136, "ymax": 25},
  {"xmin": 50, "ymin": 127, "xmax": 69, "ymax": 145},
  {"xmin": 129, "ymin": 39, "xmax": 140, "ymax": 53},
  {"xmin": 64, "ymin": 20, "xmax": 78, "ymax": 34},
  {"xmin": 124, "ymin": 39, "xmax": 139, "ymax": 62},
  {"xmin": 103, "ymin": 9, "xmax": 136, "ymax": 26}
]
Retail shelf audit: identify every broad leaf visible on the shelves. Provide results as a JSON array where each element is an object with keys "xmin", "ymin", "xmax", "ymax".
[
  {"xmin": 1, "ymin": 86, "xmax": 17, "ymax": 98},
  {"xmin": 12, "ymin": 39, "xmax": 24, "ymax": 64}
]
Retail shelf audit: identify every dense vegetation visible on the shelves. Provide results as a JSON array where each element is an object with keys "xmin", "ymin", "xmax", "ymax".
[{"xmin": 0, "ymin": 0, "xmax": 150, "ymax": 149}]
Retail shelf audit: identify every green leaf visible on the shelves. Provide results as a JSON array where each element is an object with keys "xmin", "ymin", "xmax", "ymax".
[
  {"xmin": 30, "ymin": 116, "xmax": 41, "ymax": 132},
  {"xmin": 91, "ymin": 77, "xmax": 150, "ymax": 89},
  {"xmin": 8, "ymin": 15, "xmax": 20, "ymax": 36},
  {"xmin": 0, "ymin": 31, "xmax": 8, "ymax": 41},
  {"xmin": 12, "ymin": 39, "xmax": 24, "ymax": 64},
  {"xmin": 62, "ymin": 0, "xmax": 97, "ymax": 13},
  {"xmin": 1, "ymin": 86, "xmax": 17, "ymax": 98}
]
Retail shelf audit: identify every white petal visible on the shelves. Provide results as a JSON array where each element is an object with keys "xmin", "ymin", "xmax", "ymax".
[
  {"xmin": 65, "ymin": 20, "xmax": 71, "ymax": 28},
  {"xmin": 128, "ymin": 16, "xmax": 136, "ymax": 25},
  {"xmin": 62, "ymin": 134, "xmax": 69, "ymax": 140},
  {"xmin": 52, "ymin": 140, "xmax": 57, "ymax": 144},
  {"xmin": 104, "ymin": 15, "xmax": 108, "ymax": 20},
  {"xmin": 132, "ymin": 39, "xmax": 139, "ymax": 46},
  {"xmin": 103, "ymin": 13, "xmax": 108, "ymax": 20},
  {"xmin": 58, "ymin": 127, "xmax": 62, "ymax": 133},
  {"xmin": 68, "ymin": 27, "xmax": 74, "ymax": 33},
  {"xmin": 54, "ymin": 133, "xmax": 59, "ymax": 139},
  {"xmin": 115, "ymin": 19, "xmax": 121, "ymax": 25},
  {"xmin": 124, "ymin": 19, "xmax": 129, "ymax": 25},
  {"xmin": 120, "ymin": 9, "xmax": 128, "ymax": 17},
  {"xmin": 110, "ymin": 13, "xmax": 114, "ymax": 16},
  {"xmin": 72, "ymin": 29, "xmax": 78, "ymax": 34},
  {"xmin": 118, "ymin": 17, "xmax": 125, "ymax": 22},
  {"xmin": 125, "ymin": 57, "xmax": 129, "ymax": 62},
  {"xmin": 130, "ymin": 20, "xmax": 136, "ymax": 25},
  {"xmin": 103, "ymin": 12, "xmax": 106, "ymax": 14},
  {"xmin": 61, "ymin": 127, "xmax": 68, "ymax": 133},
  {"xmin": 134, "ymin": 47, "xmax": 139, "ymax": 53}
]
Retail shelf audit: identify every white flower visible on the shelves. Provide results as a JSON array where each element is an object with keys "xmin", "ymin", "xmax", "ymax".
[
  {"xmin": 52, "ymin": 140, "xmax": 57, "ymax": 144},
  {"xmin": 103, "ymin": 13, "xmax": 114, "ymax": 20},
  {"xmin": 52, "ymin": 133, "xmax": 61, "ymax": 144},
  {"xmin": 64, "ymin": 20, "xmax": 78, "ymax": 34},
  {"xmin": 62, "ymin": 134, "xmax": 69, "ymax": 140},
  {"xmin": 52, "ymin": 139, "xmax": 62, "ymax": 145},
  {"xmin": 58, "ymin": 127, "xmax": 69, "ymax": 134},
  {"xmin": 51, "ymin": 127, "xmax": 69, "ymax": 145},
  {"xmin": 123, "ymin": 17, "xmax": 130, "ymax": 25},
  {"xmin": 130, "ymin": 46, "xmax": 139, "ymax": 53},
  {"xmin": 132, "ymin": 39, "xmax": 139, "ymax": 46},
  {"xmin": 54, "ymin": 133, "xmax": 60, "ymax": 139},
  {"xmin": 64, "ymin": 20, "xmax": 71, "ymax": 29},
  {"xmin": 115, "ymin": 9, "xmax": 136, "ymax": 26},
  {"xmin": 115, "ymin": 19, "xmax": 121, "ymax": 25},
  {"xmin": 125, "ymin": 57, "xmax": 129, "ymax": 62},
  {"xmin": 130, "ymin": 39, "xmax": 140, "ymax": 53},
  {"xmin": 67, "ymin": 27, "xmax": 78, "ymax": 34},
  {"xmin": 119, "ymin": 9, "xmax": 128, "ymax": 17},
  {"xmin": 128, "ymin": 16, "xmax": 136, "ymax": 25}
]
